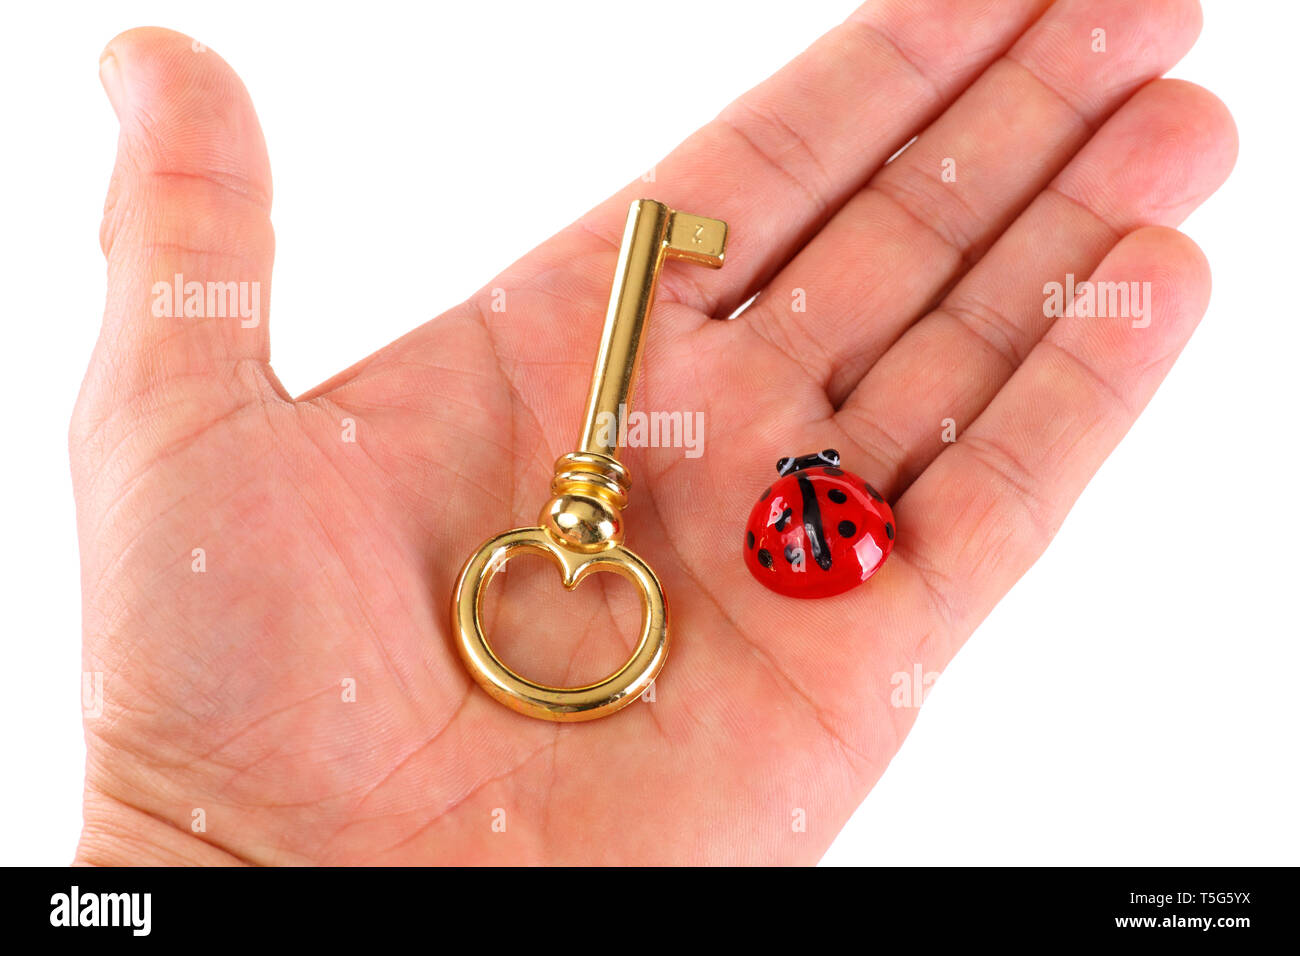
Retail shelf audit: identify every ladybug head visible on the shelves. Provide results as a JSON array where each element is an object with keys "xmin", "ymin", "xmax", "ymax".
[{"xmin": 776, "ymin": 448, "xmax": 840, "ymax": 476}]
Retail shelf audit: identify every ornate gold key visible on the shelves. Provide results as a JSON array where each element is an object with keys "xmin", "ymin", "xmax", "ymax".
[{"xmin": 452, "ymin": 199, "xmax": 728, "ymax": 721}]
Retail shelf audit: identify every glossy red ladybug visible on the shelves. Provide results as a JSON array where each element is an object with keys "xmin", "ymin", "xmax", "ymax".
[{"xmin": 743, "ymin": 449, "xmax": 895, "ymax": 599}]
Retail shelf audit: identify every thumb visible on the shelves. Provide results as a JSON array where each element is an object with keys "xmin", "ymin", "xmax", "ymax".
[{"xmin": 85, "ymin": 27, "xmax": 278, "ymax": 426}]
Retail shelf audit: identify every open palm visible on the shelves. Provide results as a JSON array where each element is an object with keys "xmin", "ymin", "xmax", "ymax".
[{"xmin": 73, "ymin": 2, "xmax": 1235, "ymax": 865}]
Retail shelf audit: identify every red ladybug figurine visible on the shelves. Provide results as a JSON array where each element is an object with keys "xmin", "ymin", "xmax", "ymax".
[{"xmin": 743, "ymin": 449, "xmax": 895, "ymax": 599}]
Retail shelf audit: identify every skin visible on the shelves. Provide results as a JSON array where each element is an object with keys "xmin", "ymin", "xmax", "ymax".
[{"xmin": 73, "ymin": 0, "xmax": 1237, "ymax": 865}]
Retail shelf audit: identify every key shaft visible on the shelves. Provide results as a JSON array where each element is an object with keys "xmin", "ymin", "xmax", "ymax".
[{"xmin": 577, "ymin": 200, "xmax": 727, "ymax": 458}]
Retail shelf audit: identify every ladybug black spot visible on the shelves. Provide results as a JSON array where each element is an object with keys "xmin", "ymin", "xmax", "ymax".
[
  {"xmin": 757, "ymin": 548, "xmax": 774, "ymax": 569},
  {"xmin": 885, "ymin": 522, "xmax": 895, "ymax": 540},
  {"xmin": 865, "ymin": 483, "xmax": 884, "ymax": 503},
  {"xmin": 774, "ymin": 507, "xmax": 793, "ymax": 532},
  {"xmin": 823, "ymin": 466, "xmax": 844, "ymax": 476},
  {"xmin": 760, "ymin": 487, "xmax": 771, "ymax": 501},
  {"xmin": 783, "ymin": 544, "xmax": 802, "ymax": 564},
  {"xmin": 827, "ymin": 488, "xmax": 847, "ymax": 504},
  {"xmin": 746, "ymin": 530, "xmax": 755, "ymax": 550},
  {"xmin": 838, "ymin": 520, "xmax": 856, "ymax": 538}
]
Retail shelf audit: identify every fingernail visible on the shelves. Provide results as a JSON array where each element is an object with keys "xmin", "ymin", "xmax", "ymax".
[{"xmin": 99, "ymin": 51, "xmax": 125, "ymax": 120}]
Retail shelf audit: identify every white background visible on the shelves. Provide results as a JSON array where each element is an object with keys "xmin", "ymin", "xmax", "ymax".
[{"xmin": 1, "ymin": 0, "xmax": 1295, "ymax": 865}]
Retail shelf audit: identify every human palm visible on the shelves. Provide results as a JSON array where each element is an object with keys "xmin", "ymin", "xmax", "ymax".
[{"xmin": 73, "ymin": 3, "xmax": 1235, "ymax": 865}]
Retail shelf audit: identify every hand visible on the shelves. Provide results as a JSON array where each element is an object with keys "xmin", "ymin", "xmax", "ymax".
[{"xmin": 73, "ymin": 2, "xmax": 1235, "ymax": 865}]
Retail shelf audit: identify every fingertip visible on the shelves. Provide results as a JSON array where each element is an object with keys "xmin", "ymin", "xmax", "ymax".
[
  {"xmin": 1119, "ymin": 222, "xmax": 1209, "ymax": 276},
  {"xmin": 1184, "ymin": 0, "xmax": 1205, "ymax": 44},
  {"xmin": 98, "ymin": 27, "xmax": 214, "ymax": 113},
  {"xmin": 1053, "ymin": 77, "xmax": 1237, "ymax": 231},
  {"xmin": 1011, "ymin": 0, "xmax": 1204, "ymax": 115},
  {"xmin": 99, "ymin": 26, "xmax": 219, "ymax": 77},
  {"xmin": 1157, "ymin": 0, "xmax": 1204, "ymax": 49},
  {"xmin": 1148, "ymin": 78, "xmax": 1240, "ymax": 181},
  {"xmin": 98, "ymin": 26, "xmax": 271, "ymax": 210},
  {"xmin": 1121, "ymin": 225, "xmax": 1212, "ymax": 311},
  {"xmin": 1084, "ymin": 226, "xmax": 1213, "ymax": 362}
]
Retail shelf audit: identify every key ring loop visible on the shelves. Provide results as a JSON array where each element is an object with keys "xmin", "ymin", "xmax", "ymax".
[{"xmin": 452, "ymin": 526, "xmax": 668, "ymax": 721}]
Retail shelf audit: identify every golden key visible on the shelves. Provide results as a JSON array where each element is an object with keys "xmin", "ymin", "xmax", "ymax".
[{"xmin": 452, "ymin": 199, "xmax": 728, "ymax": 721}]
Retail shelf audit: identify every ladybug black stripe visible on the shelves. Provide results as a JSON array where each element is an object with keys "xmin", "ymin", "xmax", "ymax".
[{"xmin": 796, "ymin": 474, "xmax": 833, "ymax": 572}]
